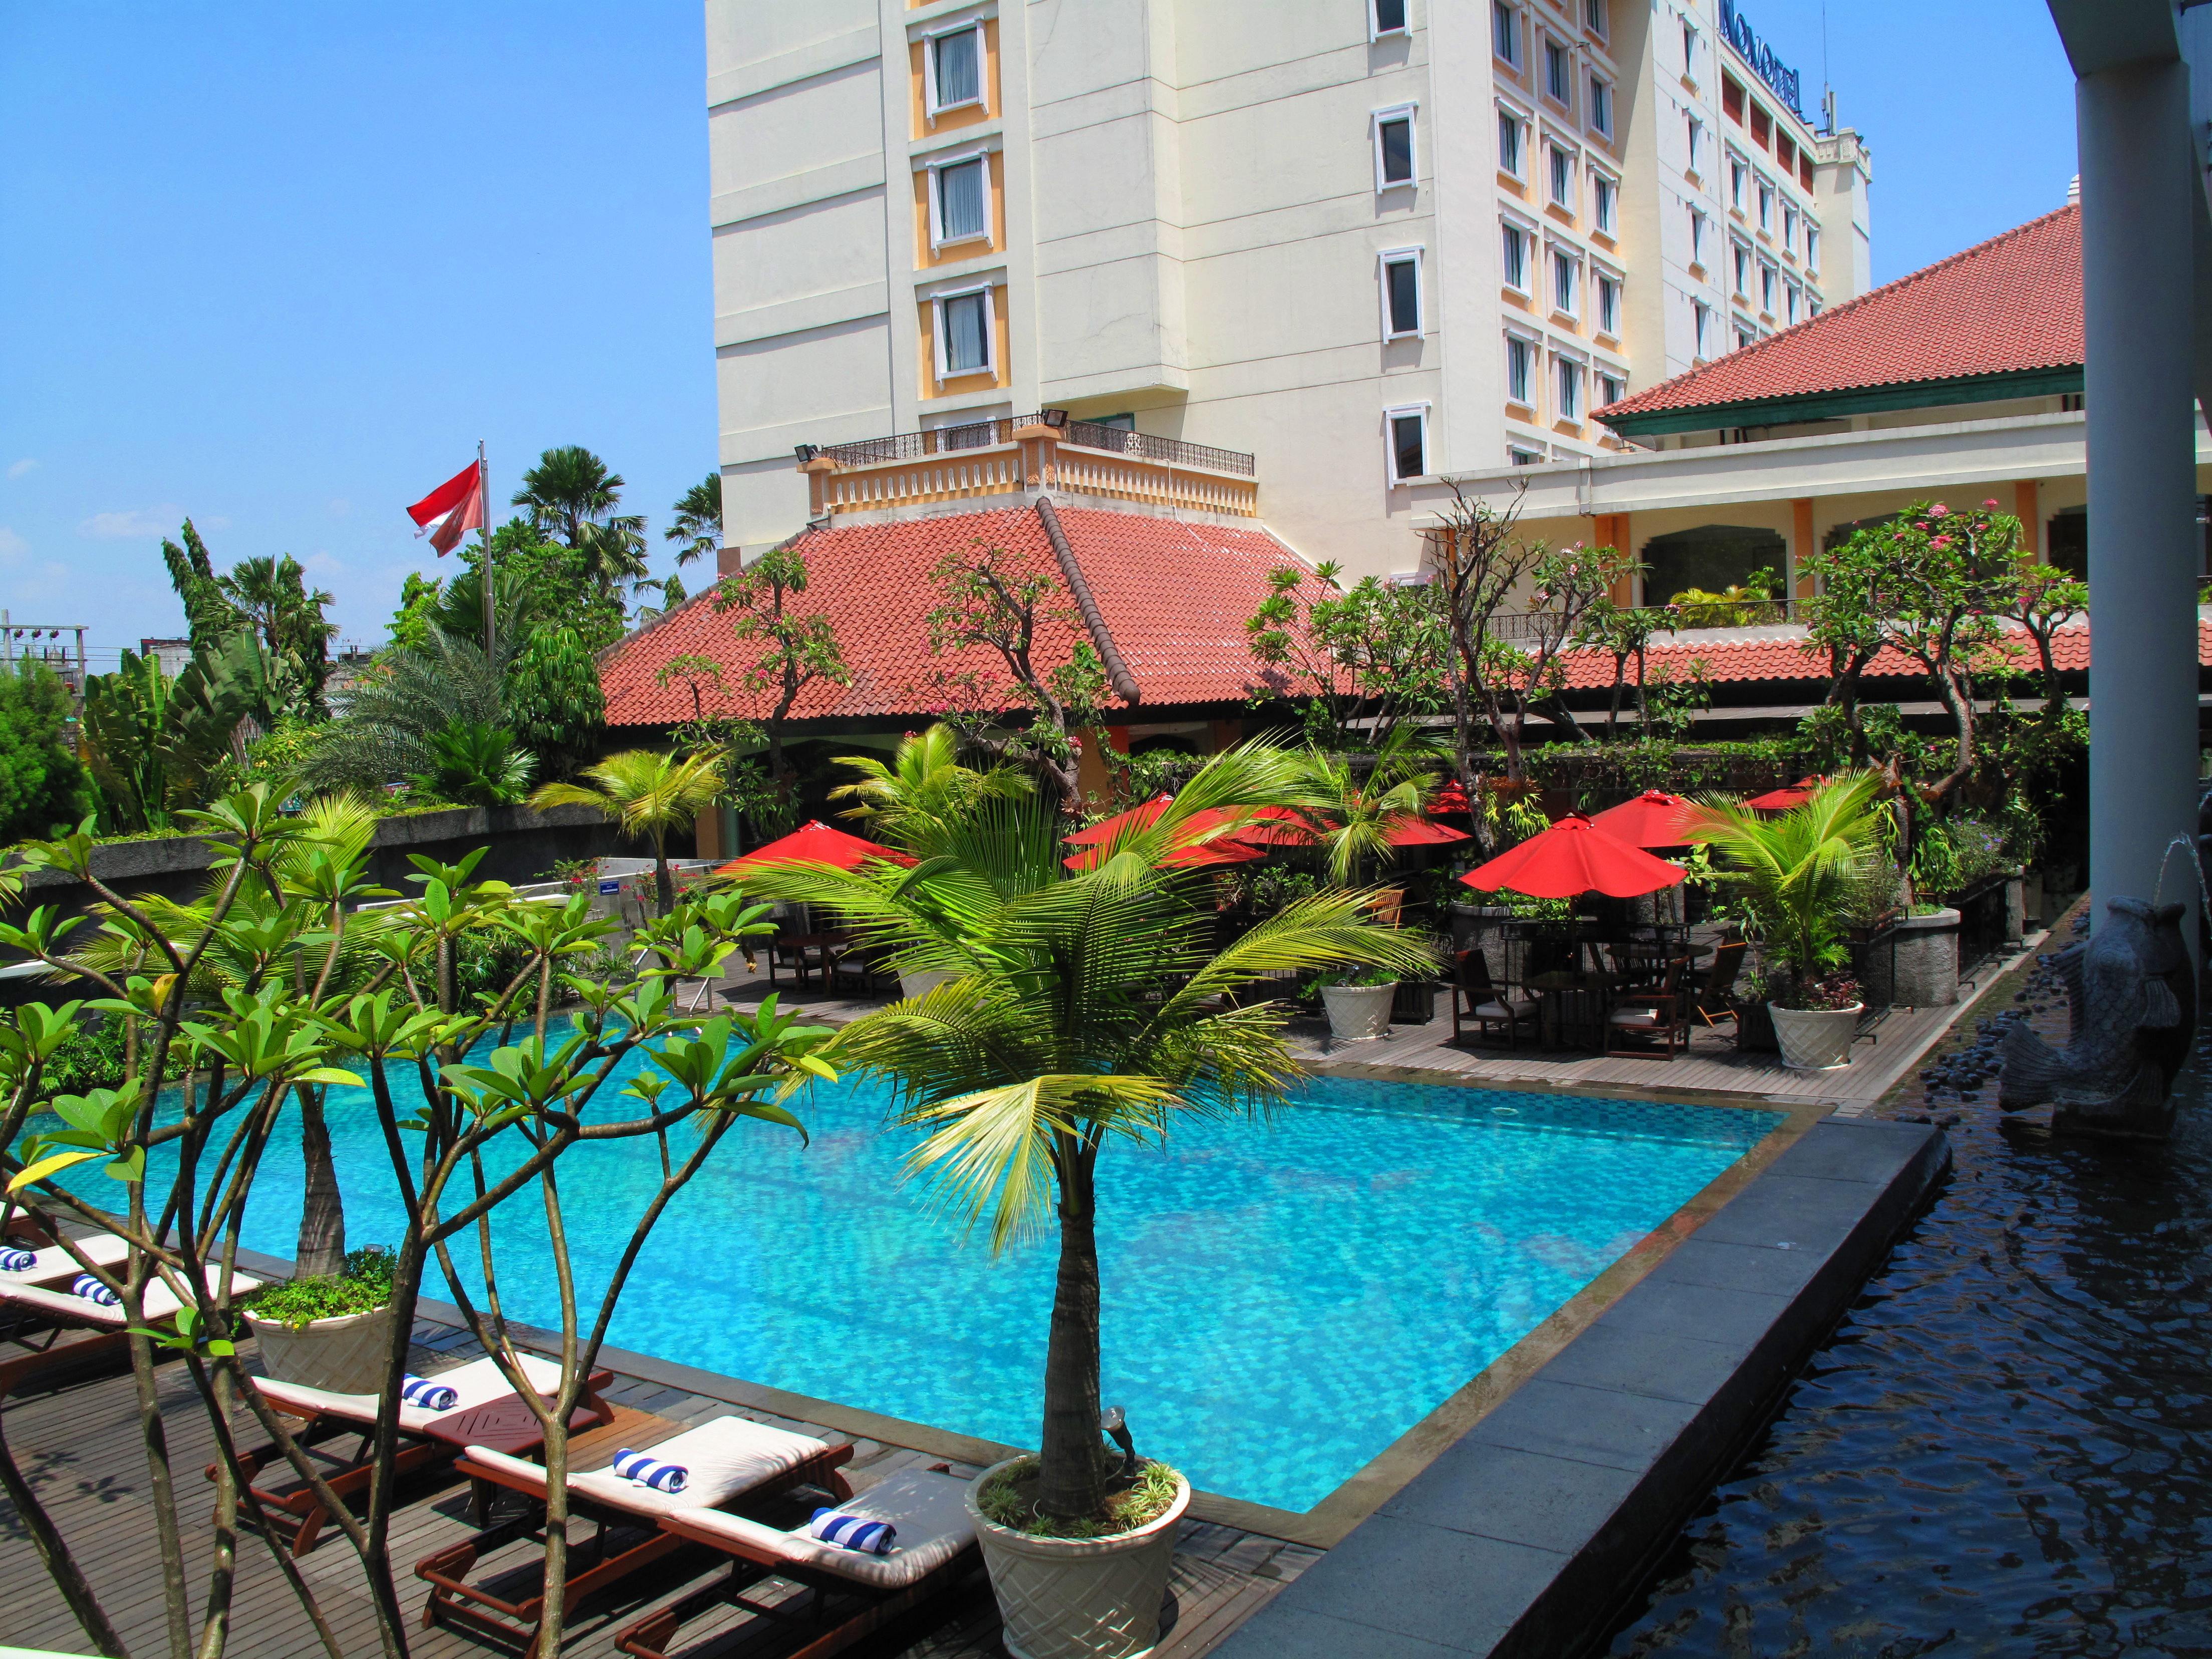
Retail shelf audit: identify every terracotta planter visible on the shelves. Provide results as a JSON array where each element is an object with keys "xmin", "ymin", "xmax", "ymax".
[
  {"xmin": 1768, "ymin": 1002, "xmax": 1863, "ymax": 1071},
  {"xmin": 245, "ymin": 1302, "xmax": 394, "ymax": 1396},
  {"xmin": 966, "ymin": 1460, "xmax": 1192, "ymax": 1659},
  {"xmin": 1321, "ymin": 982, "xmax": 1397, "ymax": 1041}
]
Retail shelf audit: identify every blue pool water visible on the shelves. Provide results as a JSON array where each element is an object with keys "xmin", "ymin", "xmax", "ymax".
[{"xmin": 74, "ymin": 1052, "xmax": 1779, "ymax": 1511}]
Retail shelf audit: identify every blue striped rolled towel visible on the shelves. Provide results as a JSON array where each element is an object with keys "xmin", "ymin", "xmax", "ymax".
[
  {"xmin": 808, "ymin": 1508, "xmax": 896, "ymax": 1555},
  {"xmin": 73, "ymin": 1274, "xmax": 120, "ymax": 1306},
  {"xmin": 399, "ymin": 1374, "xmax": 458, "ymax": 1412},
  {"xmin": 0, "ymin": 1246, "xmax": 38, "ymax": 1272},
  {"xmin": 610, "ymin": 1448, "xmax": 688, "ymax": 1494}
]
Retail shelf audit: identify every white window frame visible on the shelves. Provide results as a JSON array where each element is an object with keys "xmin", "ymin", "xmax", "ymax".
[
  {"xmin": 1735, "ymin": 319, "xmax": 1757, "ymax": 351},
  {"xmin": 1693, "ymin": 299, "xmax": 1712, "ymax": 358},
  {"xmin": 1594, "ymin": 268, "xmax": 1621, "ymax": 336},
  {"xmin": 1584, "ymin": 0, "xmax": 1608, "ymax": 40},
  {"xmin": 1554, "ymin": 352, "xmax": 1585, "ymax": 421},
  {"xmin": 1589, "ymin": 75, "xmax": 1612, "ymax": 138},
  {"xmin": 922, "ymin": 21, "xmax": 986, "ymax": 120},
  {"xmin": 1785, "ymin": 281, "xmax": 1801, "ymax": 325},
  {"xmin": 1386, "ymin": 402, "xmax": 1432, "ymax": 485},
  {"xmin": 1372, "ymin": 103, "xmax": 1419, "ymax": 191},
  {"xmin": 1494, "ymin": 1, "xmax": 1520, "ymax": 65},
  {"xmin": 1756, "ymin": 174, "xmax": 1775, "ymax": 231},
  {"xmin": 1805, "ymin": 225, "xmax": 1821, "ymax": 273},
  {"xmin": 1504, "ymin": 329, "xmax": 1538, "ymax": 404},
  {"xmin": 1542, "ymin": 35, "xmax": 1573, "ymax": 108},
  {"xmin": 1781, "ymin": 202, "xmax": 1798, "ymax": 253},
  {"xmin": 1378, "ymin": 246, "xmax": 1425, "ymax": 339},
  {"xmin": 1731, "ymin": 239, "xmax": 1751, "ymax": 297},
  {"xmin": 1759, "ymin": 259, "xmax": 1777, "ymax": 315},
  {"xmin": 1500, "ymin": 218, "xmax": 1533, "ymax": 292},
  {"xmin": 932, "ymin": 284, "xmax": 996, "ymax": 381},
  {"xmin": 1596, "ymin": 369, "xmax": 1626, "ymax": 409},
  {"xmin": 1689, "ymin": 206, "xmax": 1707, "ymax": 266},
  {"xmin": 1498, "ymin": 104, "xmax": 1529, "ymax": 177},
  {"xmin": 1547, "ymin": 138, "xmax": 1577, "ymax": 208},
  {"xmin": 1369, "ymin": 0, "xmax": 1409, "ymax": 42},
  {"xmin": 1591, "ymin": 169, "xmax": 1617, "ymax": 234},
  {"xmin": 1728, "ymin": 152, "xmax": 1747, "ymax": 210},
  {"xmin": 1549, "ymin": 244, "xmax": 1581, "ymax": 317},
  {"xmin": 923, "ymin": 149, "xmax": 992, "ymax": 251},
  {"xmin": 1685, "ymin": 114, "xmax": 1704, "ymax": 174},
  {"xmin": 1681, "ymin": 18, "xmax": 1698, "ymax": 75}
]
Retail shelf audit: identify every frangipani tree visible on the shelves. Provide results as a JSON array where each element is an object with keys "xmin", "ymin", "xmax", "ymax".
[{"xmin": 748, "ymin": 743, "xmax": 1434, "ymax": 1525}]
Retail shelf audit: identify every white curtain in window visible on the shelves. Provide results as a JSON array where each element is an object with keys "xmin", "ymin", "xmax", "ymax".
[
  {"xmin": 937, "ymin": 159, "xmax": 986, "ymax": 241},
  {"xmin": 943, "ymin": 292, "xmax": 989, "ymax": 374},
  {"xmin": 934, "ymin": 29, "xmax": 980, "ymax": 109}
]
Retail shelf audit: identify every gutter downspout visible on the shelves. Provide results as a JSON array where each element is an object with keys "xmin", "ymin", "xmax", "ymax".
[{"xmin": 1035, "ymin": 496, "xmax": 1142, "ymax": 705}]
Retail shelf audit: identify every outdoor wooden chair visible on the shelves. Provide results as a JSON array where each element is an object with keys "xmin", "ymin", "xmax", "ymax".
[
  {"xmin": 1694, "ymin": 940, "xmax": 1749, "ymax": 1028},
  {"xmin": 2, "ymin": 1242, "xmax": 260, "ymax": 1401},
  {"xmin": 1449, "ymin": 949, "xmax": 1538, "ymax": 1049},
  {"xmin": 829, "ymin": 944, "xmax": 902, "ymax": 999},
  {"xmin": 1604, "ymin": 957, "xmax": 1692, "ymax": 1059}
]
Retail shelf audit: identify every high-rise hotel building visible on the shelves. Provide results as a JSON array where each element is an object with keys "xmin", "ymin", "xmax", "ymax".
[{"xmin": 705, "ymin": 0, "xmax": 1872, "ymax": 579}]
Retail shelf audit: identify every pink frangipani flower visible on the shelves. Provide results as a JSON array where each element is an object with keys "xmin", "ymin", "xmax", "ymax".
[{"xmin": 1929, "ymin": 503, "xmax": 1950, "ymax": 517}]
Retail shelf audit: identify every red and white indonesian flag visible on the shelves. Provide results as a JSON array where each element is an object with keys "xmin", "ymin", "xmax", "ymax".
[{"xmin": 406, "ymin": 460, "xmax": 485, "ymax": 556}]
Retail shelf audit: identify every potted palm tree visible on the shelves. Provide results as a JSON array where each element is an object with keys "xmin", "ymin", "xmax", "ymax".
[
  {"xmin": 1299, "ymin": 734, "xmax": 1444, "ymax": 1039},
  {"xmin": 528, "ymin": 747, "xmax": 727, "ymax": 915},
  {"xmin": 1687, "ymin": 773, "xmax": 1884, "ymax": 1072},
  {"xmin": 751, "ymin": 744, "xmax": 1433, "ymax": 1658}
]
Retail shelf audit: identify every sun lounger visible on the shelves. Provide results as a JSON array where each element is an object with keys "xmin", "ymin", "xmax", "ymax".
[
  {"xmin": 0, "ymin": 1248, "xmax": 261, "ymax": 1397},
  {"xmin": 417, "ymin": 1414, "xmax": 856, "ymax": 1655},
  {"xmin": 614, "ymin": 1467, "xmax": 980, "ymax": 1659},
  {"xmin": 229, "ymin": 1353, "xmax": 614, "ymax": 1557}
]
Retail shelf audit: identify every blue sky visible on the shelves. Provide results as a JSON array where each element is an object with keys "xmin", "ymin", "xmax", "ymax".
[{"xmin": 0, "ymin": 2, "xmax": 2076, "ymax": 663}]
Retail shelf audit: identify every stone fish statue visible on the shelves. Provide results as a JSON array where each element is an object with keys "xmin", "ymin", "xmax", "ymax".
[{"xmin": 1999, "ymin": 897, "xmax": 2195, "ymax": 1136}]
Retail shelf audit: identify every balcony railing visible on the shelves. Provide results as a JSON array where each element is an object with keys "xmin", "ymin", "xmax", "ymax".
[
  {"xmin": 1489, "ymin": 598, "xmax": 1797, "ymax": 643},
  {"xmin": 818, "ymin": 414, "xmax": 1254, "ymax": 477}
]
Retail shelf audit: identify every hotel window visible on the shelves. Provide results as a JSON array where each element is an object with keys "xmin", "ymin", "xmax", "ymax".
[
  {"xmin": 1735, "ymin": 320, "xmax": 1756, "ymax": 351},
  {"xmin": 925, "ymin": 23, "xmax": 984, "ymax": 117},
  {"xmin": 1688, "ymin": 207, "xmax": 1707, "ymax": 266},
  {"xmin": 1592, "ymin": 173, "xmax": 1616, "ymax": 233},
  {"xmin": 1544, "ymin": 37, "xmax": 1571, "ymax": 106},
  {"xmin": 1510, "ymin": 446, "xmax": 1544, "ymax": 466},
  {"xmin": 1598, "ymin": 371, "xmax": 1625, "ymax": 407},
  {"xmin": 1374, "ymin": 105, "xmax": 1418, "ymax": 189},
  {"xmin": 1552, "ymin": 247, "xmax": 1580, "ymax": 315},
  {"xmin": 1499, "ymin": 109, "xmax": 1526, "ymax": 176},
  {"xmin": 1759, "ymin": 260, "xmax": 1777, "ymax": 314},
  {"xmin": 1731, "ymin": 240, "xmax": 1750, "ymax": 296},
  {"xmin": 1729, "ymin": 155, "xmax": 1747, "ymax": 211},
  {"xmin": 927, "ymin": 154, "xmax": 989, "ymax": 248},
  {"xmin": 1380, "ymin": 248, "xmax": 1423, "ymax": 338},
  {"xmin": 1549, "ymin": 142, "xmax": 1575, "ymax": 208},
  {"xmin": 934, "ymin": 287, "xmax": 993, "ymax": 378},
  {"xmin": 1685, "ymin": 115, "xmax": 1704, "ymax": 174},
  {"xmin": 1694, "ymin": 300, "xmax": 1711, "ymax": 357},
  {"xmin": 1757, "ymin": 176, "xmax": 1774, "ymax": 231},
  {"xmin": 1501, "ymin": 222, "xmax": 1529, "ymax": 290},
  {"xmin": 1722, "ymin": 74, "xmax": 1745, "ymax": 123},
  {"xmin": 1809, "ymin": 298, "xmax": 1823, "ymax": 319},
  {"xmin": 1782, "ymin": 202, "xmax": 1798, "ymax": 251},
  {"xmin": 1805, "ymin": 226, "xmax": 1820, "ymax": 272},
  {"xmin": 1388, "ymin": 405, "xmax": 1429, "ymax": 482},
  {"xmin": 1596, "ymin": 272, "xmax": 1620, "ymax": 335},
  {"xmin": 1785, "ymin": 282, "xmax": 1801, "ymax": 325},
  {"xmin": 1590, "ymin": 76, "xmax": 1612, "ymax": 137},
  {"xmin": 1506, "ymin": 334, "xmax": 1536, "ymax": 403},
  {"xmin": 1556, "ymin": 356, "xmax": 1583, "ymax": 420},
  {"xmin": 1585, "ymin": 0, "xmax": 1607, "ymax": 36},
  {"xmin": 1371, "ymin": 0, "xmax": 1408, "ymax": 39},
  {"xmin": 1494, "ymin": 2, "xmax": 1520, "ymax": 64}
]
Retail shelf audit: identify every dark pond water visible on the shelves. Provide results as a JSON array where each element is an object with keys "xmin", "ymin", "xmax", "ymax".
[{"xmin": 1607, "ymin": 950, "xmax": 2212, "ymax": 1657}]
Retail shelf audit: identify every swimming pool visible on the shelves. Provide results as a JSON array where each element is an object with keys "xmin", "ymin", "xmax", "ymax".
[{"xmin": 82, "ymin": 1051, "xmax": 1781, "ymax": 1512}]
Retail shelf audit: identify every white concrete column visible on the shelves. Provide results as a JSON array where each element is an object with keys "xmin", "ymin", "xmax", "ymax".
[{"xmin": 2080, "ymin": 58, "xmax": 2200, "ymax": 944}]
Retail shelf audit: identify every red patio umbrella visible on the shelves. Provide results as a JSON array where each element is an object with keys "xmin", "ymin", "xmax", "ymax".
[
  {"xmin": 1379, "ymin": 814, "xmax": 1472, "ymax": 848},
  {"xmin": 1460, "ymin": 813, "xmax": 1686, "ymax": 900},
  {"xmin": 1431, "ymin": 778, "xmax": 1474, "ymax": 816},
  {"xmin": 1743, "ymin": 777, "xmax": 1826, "ymax": 812},
  {"xmin": 1064, "ymin": 795, "xmax": 1175, "ymax": 846},
  {"xmin": 1591, "ymin": 789, "xmax": 1702, "ymax": 849},
  {"xmin": 716, "ymin": 820, "xmax": 914, "ymax": 877},
  {"xmin": 1064, "ymin": 838, "xmax": 1263, "ymax": 873}
]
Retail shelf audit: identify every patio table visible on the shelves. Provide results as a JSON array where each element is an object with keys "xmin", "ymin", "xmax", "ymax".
[{"xmin": 1527, "ymin": 970, "xmax": 1614, "ymax": 1051}]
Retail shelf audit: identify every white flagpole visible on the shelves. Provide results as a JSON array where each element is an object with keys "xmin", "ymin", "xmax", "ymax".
[{"xmin": 478, "ymin": 439, "xmax": 494, "ymax": 658}]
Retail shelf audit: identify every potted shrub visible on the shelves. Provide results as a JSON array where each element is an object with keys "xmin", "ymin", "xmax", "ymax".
[
  {"xmin": 1686, "ymin": 772, "xmax": 1884, "ymax": 1073},
  {"xmin": 243, "ymin": 1245, "xmax": 397, "ymax": 1396},
  {"xmin": 1319, "ymin": 966, "xmax": 1399, "ymax": 1041},
  {"xmin": 749, "ymin": 747, "xmax": 1432, "ymax": 1658}
]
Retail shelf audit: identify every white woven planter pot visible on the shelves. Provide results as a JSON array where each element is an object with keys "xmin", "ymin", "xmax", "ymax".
[
  {"xmin": 966, "ymin": 1460, "xmax": 1192, "ymax": 1659},
  {"xmin": 1321, "ymin": 982, "xmax": 1397, "ymax": 1042},
  {"xmin": 900, "ymin": 969, "xmax": 959, "ymax": 1000},
  {"xmin": 245, "ymin": 1303, "xmax": 394, "ymax": 1396},
  {"xmin": 1769, "ymin": 1003, "xmax": 1863, "ymax": 1072}
]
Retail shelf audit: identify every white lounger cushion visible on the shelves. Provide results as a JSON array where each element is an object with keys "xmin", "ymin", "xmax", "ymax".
[
  {"xmin": 1, "ymin": 1263, "xmax": 262, "ymax": 1328},
  {"xmin": 467, "ymin": 1415, "xmax": 832, "ymax": 1519},
  {"xmin": 253, "ymin": 1352, "xmax": 566, "ymax": 1433},
  {"xmin": 0, "ymin": 1233, "xmax": 132, "ymax": 1282},
  {"xmin": 673, "ymin": 1468, "xmax": 976, "ymax": 1591}
]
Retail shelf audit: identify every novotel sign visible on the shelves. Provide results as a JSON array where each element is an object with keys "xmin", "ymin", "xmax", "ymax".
[{"xmin": 1719, "ymin": 0, "xmax": 1803, "ymax": 117}]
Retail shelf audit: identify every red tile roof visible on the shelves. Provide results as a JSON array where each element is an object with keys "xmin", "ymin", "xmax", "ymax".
[
  {"xmin": 1598, "ymin": 206, "xmax": 2082, "ymax": 423},
  {"xmin": 599, "ymin": 504, "xmax": 1312, "ymax": 728},
  {"xmin": 1551, "ymin": 617, "xmax": 2212, "ymax": 690}
]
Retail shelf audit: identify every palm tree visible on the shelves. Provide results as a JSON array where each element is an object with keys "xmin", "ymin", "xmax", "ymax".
[
  {"xmin": 304, "ymin": 626, "xmax": 509, "ymax": 793},
  {"xmin": 513, "ymin": 445, "xmax": 649, "ymax": 597},
  {"xmin": 827, "ymin": 723, "xmax": 1030, "ymax": 849},
  {"xmin": 666, "ymin": 472, "xmax": 723, "ymax": 570},
  {"xmin": 528, "ymin": 749, "xmax": 727, "ymax": 914},
  {"xmin": 1298, "ymin": 728, "xmax": 1444, "ymax": 887},
  {"xmin": 410, "ymin": 720, "xmax": 536, "ymax": 806},
  {"xmin": 746, "ymin": 744, "xmax": 1435, "ymax": 1525}
]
